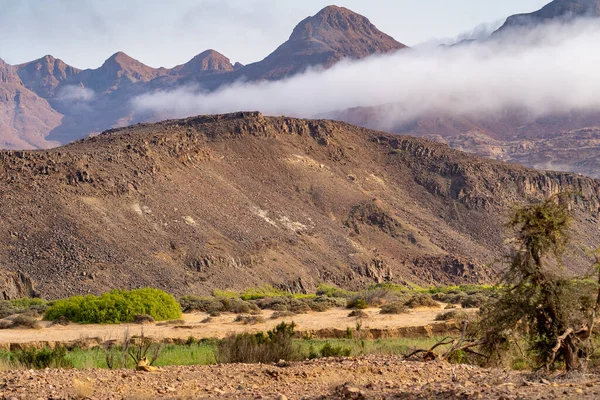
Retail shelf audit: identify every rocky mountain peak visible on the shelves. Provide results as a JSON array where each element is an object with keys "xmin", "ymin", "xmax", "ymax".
[
  {"xmin": 0, "ymin": 58, "xmax": 19, "ymax": 84},
  {"xmin": 289, "ymin": 5, "xmax": 406, "ymax": 54},
  {"xmin": 240, "ymin": 5, "xmax": 406, "ymax": 81},
  {"xmin": 85, "ymin": 51, "xmax": 166, "ymax": 91},
  {"xmin": 172, "ymin": 49, "xmax": 234, "ymax": 76},
  {"xmin": 16, "ymin": 55, "xmax": 81, "ymax": 98}
]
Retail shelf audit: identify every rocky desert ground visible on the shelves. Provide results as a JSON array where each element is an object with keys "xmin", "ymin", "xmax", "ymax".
[{"xmin": 2, "ymin": 356, "xmax": 600, "ymax": 399}]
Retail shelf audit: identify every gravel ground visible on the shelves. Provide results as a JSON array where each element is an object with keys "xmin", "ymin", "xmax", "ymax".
[{"xmin": 1, "ymin": 356, "xmax": 600, "ymax": 399}]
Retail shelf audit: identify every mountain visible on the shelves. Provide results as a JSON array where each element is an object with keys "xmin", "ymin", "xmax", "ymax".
[
  {"xmin": 0, "ymin": 5, "xmax": 407, "ymax": 149},
  {"xmin": 0, "ymin": 58, "xmax": 62, "ymax": 149},
  {"xmin": 238, "ymin": 5, "xmax": 407, "ymax": 80},
  {"xmin": 1, "ymin": 113, "xmax": 599, "ymax": 298},
  {"xmin": 16, "ymin": 55, "xmax": 81, "ymax": 98},
  {"xmin": 170, "ymin": 50, "xmax": 235, "ymax": 77},
  {"xmin": 494, "ymin": 0, "xmax": 600, "ymax": 33},
  {"xmin": 329, "ymin": 0, "xmax": 600, "ymax": 178},
  {"xmin": 75, "ymin": 51, "xmax": 168, "ymax": 93}
]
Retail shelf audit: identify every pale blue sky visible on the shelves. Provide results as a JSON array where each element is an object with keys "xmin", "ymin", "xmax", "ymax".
[{"xmin": 0, "ymin": 0, "xmax": 550, "ymax": 69}]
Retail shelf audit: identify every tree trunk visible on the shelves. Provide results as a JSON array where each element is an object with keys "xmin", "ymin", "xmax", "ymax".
[{"xmin": 562, "ymin": 337, "xmax": 579, "ymax": 372}]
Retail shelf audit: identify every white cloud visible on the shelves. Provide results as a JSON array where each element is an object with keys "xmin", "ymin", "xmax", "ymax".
[
  {"xmin": 132, "ymin": 19, "xmax": 600, "ymax": 130},
  {"xmin": 56, "ymin": 85, "xmax": 95, "ymax": 103}
]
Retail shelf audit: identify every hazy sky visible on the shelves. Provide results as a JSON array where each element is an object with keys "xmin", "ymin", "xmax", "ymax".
[{"xmin": 0, "ymin": 0, "xmax": 550, "ymax": 69}]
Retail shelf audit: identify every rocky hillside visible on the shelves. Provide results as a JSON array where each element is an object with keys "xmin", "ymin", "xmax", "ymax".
[{"xmin": 1, "ymin": 113, "xmax": 599, "ymax": 299}]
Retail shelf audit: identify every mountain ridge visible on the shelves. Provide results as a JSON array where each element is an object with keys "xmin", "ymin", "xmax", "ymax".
[
  {"xmin": 1, "ymin": 113, "xmax": 599, "ymax": 298},
  {"xmin": 494, "ymin": 0, "xmax": 600, "ymax": 34},
  {"xmin": 0, "ymin": 5, "xmax": 408, "ymax": 149}
]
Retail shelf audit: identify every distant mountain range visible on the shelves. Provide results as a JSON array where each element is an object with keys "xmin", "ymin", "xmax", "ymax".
[
  {"xmin": 0, "ymin": 5, "xmax": 406, "ymax": 149},
  {"xmin": 1, "ymin": 0, "xmax": 599, "ymax": 179}
]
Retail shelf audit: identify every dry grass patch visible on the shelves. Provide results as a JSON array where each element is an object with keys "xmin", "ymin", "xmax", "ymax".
[{"xmin": 73, "ymin": 377, "xmax": 94, "ymax": 399}]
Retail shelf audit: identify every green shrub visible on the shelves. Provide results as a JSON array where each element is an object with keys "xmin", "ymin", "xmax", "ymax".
[
  {"xmin": 216, "ymin": 322, "xmax": 300, "ymax": 364},
  {"xmin": 44, "ymin": 288, "xmax": 182, "ymax": 324},
  {"xmin": 347, "ymin": 298, "xmax": 368, "ymax": 310},
  {"xmin": 240, "ymin": 285, "xmax": 286, "ymax": 301},
  {"xmin": 316, "ymin": 284, "xmax": 352, "ymax": 298},
  {"xmin": 10, "ymin": 298, "xmax": 47, "ymax": 308},
  {"xmin": 12, "ymin": 346, "xmax": 73, "ymax": 369},
  {"xmin": 319, "ymin": 342, "xmax": 351, "ymax": 358},
  {"xmin": 380, "ymin": 302, "xmax": 410, "ymax": 315}
]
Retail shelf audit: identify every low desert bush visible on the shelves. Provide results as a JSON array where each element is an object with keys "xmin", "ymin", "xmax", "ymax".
[
  {"xmin": 44, "ymin": 288, "xmax": 182, "ymax": 324},
  {"xmin": 318, "ymin": 342, "xmax": 351, "ymax": 358},
  {"xmin": 347, "ymin": 310, "xmax": 368, "ymax": 318},
  {"xmin": 405, "ymin": 294, "xmax": 440, "ymax": 309},
  {"xmin": 133, "ymin": 314, "xmax": 155, "ymax": 324},
  {"xmin": 0, "ymin": 320, "xmax": 12, "ymax": 329},
  {"xmin": 380, "ymin": 302, "xmax": 410, "ymax": 315},
  {"xmin": 460, "ymin": 294, "xmax": 488, "ymax": 309},
  {"xmin": 9, "ymin": 315, "xmax": 41, "ymax": 329},
  {"xmin": 179, "ymin": 296, "xmax": 224, "ymax": 313},
  {"xmin": 12, "ymin": 345, "xmax": 73, "ymax": 369},
  {"xmin": 0, "ymin": 298, "xmax": 48, "ymax": 319},
  {"xmin": 346, "ymin": 297, "xmax": 368, "ymax": 310},
  {"xmin": 233, "ymin": 315, "xmax": 266, "ymax": 325},
  {"xmin": 179, "ymin": 295, "xmax": 260, "ymax": 315},
  {"xmin": 434, "ymin": 310, "xmax": 470, "ymax": 321},
  {"xmin": 216, "ymin": 322, "xmax": 300, "ymax": 364},
  {"xmin": 271, "ymin": 310, "xmax": 296, "ymax": 319}
]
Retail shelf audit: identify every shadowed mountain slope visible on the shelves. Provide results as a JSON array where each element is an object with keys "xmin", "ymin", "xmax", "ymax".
[
  {"xmin": 0, "ymin": 58, "xmax": 62, "ymax": 149},
  {"xmin": 494, "ymin": 0, "xmax": 600, "ymax": 34},
  {"xmin": 1, "ymin": 113, "xmax": 599, "ymax": 299}
]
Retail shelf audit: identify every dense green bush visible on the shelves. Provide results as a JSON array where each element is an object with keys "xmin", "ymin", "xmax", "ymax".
[
  {"xmin": 44, "ymin": 288, "xmax": 182, "ymax": 324},
  {"xmin": 319, "ymin": 342, "xmax": 351, "ymax": 358},
  {"xmin": 12, "ymin": 346, "xmax": 73, "ymax": 369}
]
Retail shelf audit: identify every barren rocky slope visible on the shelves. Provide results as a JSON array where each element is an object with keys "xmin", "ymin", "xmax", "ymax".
[{"xmin": 1, "ymin": 113, "xmax": 600, "ymax": 299}]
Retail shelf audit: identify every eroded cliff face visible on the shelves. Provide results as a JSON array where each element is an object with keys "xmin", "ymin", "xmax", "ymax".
[
  {"xmin": 1, "ymin": 113, "xmax": 599, "ymax": 298},
  {"xmin": 0, "ymin": 271, "xmax": 37, "ymax": 300}
]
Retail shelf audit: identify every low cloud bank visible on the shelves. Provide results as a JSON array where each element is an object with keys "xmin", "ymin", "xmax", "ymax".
[{"xmin": 132, "ymin": 19, "xmax": 600, "ymax": 128}]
